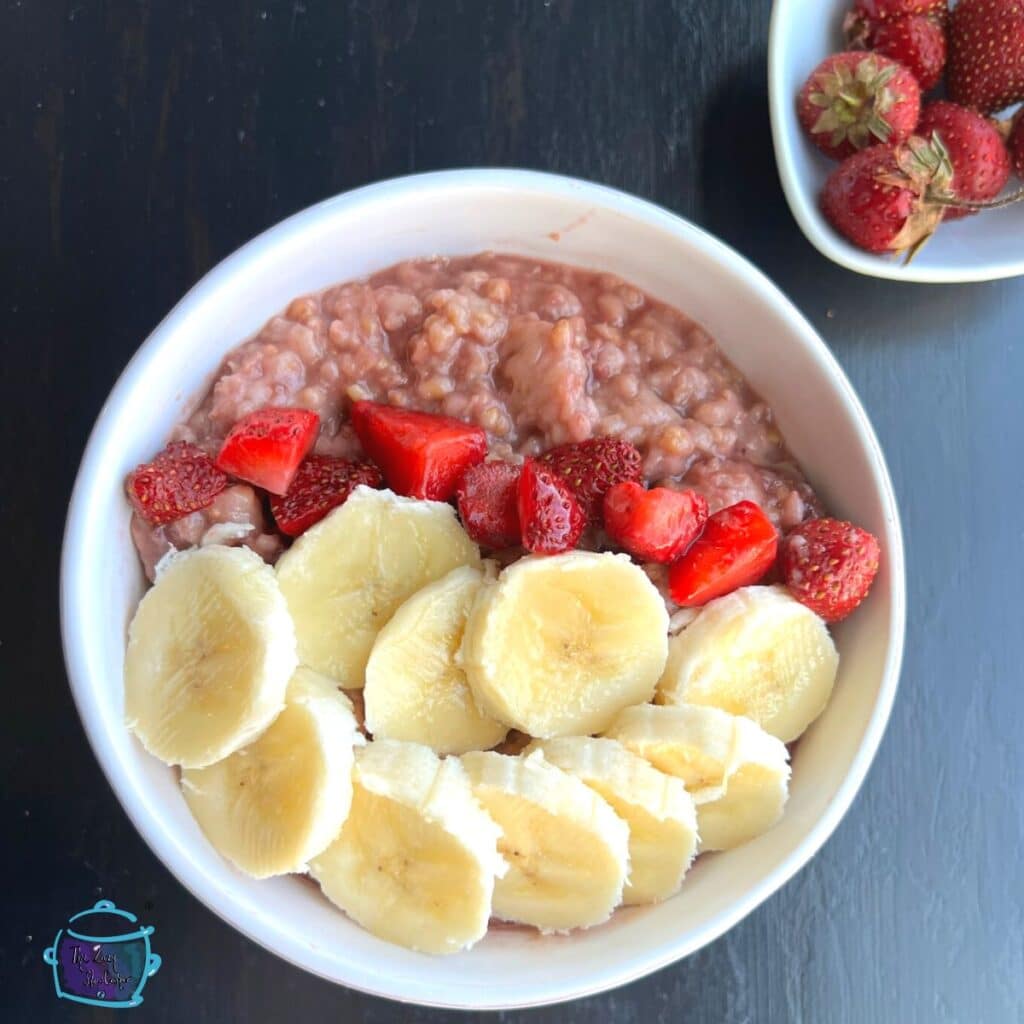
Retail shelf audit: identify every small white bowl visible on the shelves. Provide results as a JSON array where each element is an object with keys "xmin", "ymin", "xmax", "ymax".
[
  {"xmin": 769, "ymin": 0, "xmax": 1024, "ymax": 283},
  {"xmin": 61, "ymin": 169, "xmax": 906, "ymax": 1009}
]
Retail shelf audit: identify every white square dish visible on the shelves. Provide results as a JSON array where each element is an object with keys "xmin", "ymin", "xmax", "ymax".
[{"xmin": 769, "ymin": 0, "xmax": 1024, "ymax": 283}]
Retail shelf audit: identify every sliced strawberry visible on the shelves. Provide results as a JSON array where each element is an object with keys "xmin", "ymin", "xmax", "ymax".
[
  {"xmin": 781, "ymin": 517, "xmax": 881, "ymax": 623},
  {"xmin": 455, "ymin": 461, "xmax": 522, "ymax": 549},
  {"xmin": 351, "ymin": 401, "xmax": 487, "ymax": 501},
  {"xmin": 517, "ymin": 459, "xmax": 584, "ymax": 555},
  {"xmin": 269, "ymin": 455, "xmax": 383, "ymax": 537},
  {"xmin": 127, "ymin": 441, "xmax": 228, "ymax": 525},
  {"xmin": 214, "ymin": 407, "xmax": 320, "ymax": 495},
  {"xmin": 538, "ymin": 438, "xmax": 643, "ymax": 525},
  {"xmin": 668, "ymin": 500, "xmax": 778, "ymax": 607},
  {"xmin": 603, "ymin": 481, "xmax": 708, "ymax": 564}
]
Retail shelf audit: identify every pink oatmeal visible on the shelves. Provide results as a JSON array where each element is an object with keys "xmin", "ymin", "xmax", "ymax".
[{"xmin": 133, "ymin": 253, "xmax": 819, "ymax": 577}]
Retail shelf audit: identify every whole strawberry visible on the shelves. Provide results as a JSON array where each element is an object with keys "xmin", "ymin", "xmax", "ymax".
[
  {"xmin": 917, "ymin": 101, "xmax": 1011, "ymax": 219},
  {"xmin": 948, "ymin": 0, "xmax": 1024, "ymax": 114},
  {"xmin": 847, "ymin": 14, "xmax": 947, "ymax": 92},
  {"xmin": 1008, "ymin": 111, "xmax": 1024, "ymax": 180},
  {"xmin": 798, "ymin": 52, "xmax": 921, "ymax": 161},
  {"xmin": 781, "ymin": 518, "xmax": 881, "ymax": 623},
  {"xmin": 820, "ymin": 138, "xmax": 952, "ymax": 254}
]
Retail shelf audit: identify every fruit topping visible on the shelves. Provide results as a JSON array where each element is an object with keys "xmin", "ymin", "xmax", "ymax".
[
  {"xmin": 270, "ymin": 455, "xmax": 383, "ymax": 537},
  {"xmin": 517, "ymin": 458, "xmax": 585, "ymax": 555},
  {"xmin": 781, "ymin": 516, "xmax": 881, "ymax": 623},
  {"xmin": 602, "ymin": 481, "xmax": 709, "ymax": 564},
  {"xmin": 668, "ymin": 500, "xmax": 778, "ymax": 607},
  {"xmin": 454, "ymin": 461, "xmax": 522, "ymax": 549},
  {"xmin": 127, "ymin": 440, "xmax": 228, "ymax": 525},
  {"xmin": 214, "ymin": 407, "xmax": 320, "ymax": 495},
  {"xmin": 351, "ymin": 401, "xmax": 487, "ymax": 501},
  {"xmin": 537, "ymin": 437, "xmax": 643, "ymax": 525}
]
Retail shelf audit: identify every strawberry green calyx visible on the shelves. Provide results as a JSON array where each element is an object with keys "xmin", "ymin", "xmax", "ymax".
[
  {"xmin": 807, "ymin": 57, "xmax": 903, "ymax": 150},
  {"xmin": 880, "ymin": 134, "xmax": 955, "ymax": 261}
]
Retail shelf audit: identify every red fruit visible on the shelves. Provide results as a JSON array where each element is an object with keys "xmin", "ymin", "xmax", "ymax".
[
  {"xmin": 455, "ymin": 461, "xmax": 522, "ymax": 549},
  {"xmin": 537, "ymin": 438, "xmax": 643, "ymax": 525},
  {"xmin": 668, "ymin": 501, "xmax": 778, "ymax": 607},
  {"xmin": 820, "ymin": 139, "xmax": 953, "ymax": 255},
  {"xmin": 517, "ymin": 459, "xmax": 584, "ymax": 555},
  {"xmin": 947, "ymin": 0, "xmax": 1024, "ymax": 115},
  {"xmin": 797, "ymin": 52, "xmax": 921, "ymax": 160},
  {"xmin": 350, "ymin": 401, "xmax": 487, "ymax": 502},
  {"xmin": 781, "ymin": 518, "xmax": 881, "ymax": 623},
  {"xmin": 214, "ymin": 407, "xmax": 319, "ymax": 495},
  {"xmin": 854, "ymin": 15, "xmax": 947, "ymax": 92},
  {"xmin": 127, "ymin": 441, "xmax": 228, "ymax": 525},
  {"xmin": 1010, "ymin": 112, "xmax": 1024, "ymax": 179},
  {"xmin": 269, "ymin": 455, "xmax": 382, "ymax": 537},
  {"xmin": 602, "ymin": 482, "xmax": 709, "ymax": 565},
  {"xmin": 851, "ymin": 0, "xmax": 947, "ymax": 22},
  {"xmin": 917, "ymin": 101, "xmax": 1011, "ymax": 219}
]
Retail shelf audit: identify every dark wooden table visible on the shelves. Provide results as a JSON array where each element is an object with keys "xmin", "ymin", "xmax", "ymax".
[{"xmin": 4, "ymin": 2, "xmax": 1022, "ymax": 1021}]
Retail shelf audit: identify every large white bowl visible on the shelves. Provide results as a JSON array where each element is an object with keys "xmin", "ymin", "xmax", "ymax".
[
  {"xmin": 769, "ymin": 0, "xmax": 1024, "ymax": 283},
  {"xmin": 61, "ymin": 169, "xmax": 905, "ymax": 1009}
]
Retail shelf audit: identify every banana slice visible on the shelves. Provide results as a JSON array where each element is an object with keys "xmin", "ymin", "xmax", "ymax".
[
  {"xmin": 460, "ymin": 749, "xmax": 629, "ymax": 932},
  {"xmin": 364, "ymin": 565, "xmax": 507, "ymax": 754},
  {"xmin": 180, "ymin": 667, "xmax": 361, "ymax": 878},
  {"xmin": 526, "ymin": 737, "xmax": 697, "ymax": 906},
  {"xmin": 309, "ymin": 740, "xmax": 504, "ymax": 955},
  {"xmin": 125, "ymin": 545, "xmax": 297, "ymax": 769},
  {"xmin": 604, "ymin": 703, "xmax": 740, "ymax": 795},
  {"xmin": 286, "ymin": 665, "xmax": 355, "ymax": 712},
  {"xmin": 657, "ymin": 585, "xmax": 838, "ymax": 743},
  {"xmin": 461, "ymin": 552, "xmax": 669, "ymax": 738},
  {"xmin": 695, "ymin": 716, "xmax": 790, "ymax": 852},
  {"xmin": 275, "ymin": 486, "xmax": 481, "ymax": 689}
]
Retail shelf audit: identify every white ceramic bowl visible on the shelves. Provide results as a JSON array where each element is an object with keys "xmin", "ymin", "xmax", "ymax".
[
  {"xmin": 769, "ymin": 0, "xmax": 1024, "ymax": 283},
  {"xmin": 61, "ymin": 169, "xmax": 905, "ymax": 1009}
]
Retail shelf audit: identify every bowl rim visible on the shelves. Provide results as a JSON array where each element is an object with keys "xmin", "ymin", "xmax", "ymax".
[
  {"xmin": 60, "ymin": 167, "xmax": 906, "ymax": 1009},
  {"xmin": 768, "ymin": 0, "xmax": 1024, "ymax": 285}
]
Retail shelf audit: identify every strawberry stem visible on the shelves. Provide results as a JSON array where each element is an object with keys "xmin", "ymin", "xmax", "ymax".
[{"xmin": 933, "ymin": 188, "xmax": 1024, "ymax": 212}]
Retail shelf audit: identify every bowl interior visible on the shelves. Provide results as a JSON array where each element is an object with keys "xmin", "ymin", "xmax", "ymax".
[
  {"xmin": 62, "ymin": 170, "xmax": 904, "ymax": 1009},
  {"xmin": 769, "ymin": 0, "xmax": 1024, "ymax": 283}
]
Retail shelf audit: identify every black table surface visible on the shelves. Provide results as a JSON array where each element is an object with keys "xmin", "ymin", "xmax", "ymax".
[{"xmin": 4, "ymin": 2, "xmax": 1022, "ymax": 1021}]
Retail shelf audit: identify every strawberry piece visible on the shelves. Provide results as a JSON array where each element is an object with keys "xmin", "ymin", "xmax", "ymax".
[
  {"xmin": 820, "ymin": 139, "xmax": 953, "ymax": 255},
  {"xmin": 781, "ymin": 518, "xmax": 881, "ymax": 623},
  {"xmin": 269, "ymin": 455, "xmax": 383, "ymax": 537},
  {"xmin": 214, "ymin": 408, "xmax": 320, "ymax": 495},
  {"xmin": 797, "ymin": 52, "xmax": 921, "ymax": 161},
  {"xmin": 455, "ymin": 461, "xmax": 522, "ymax": 549},
  {"xmin": 517, "ymin": 459, "xmax": 584, "ymax": 555},
  {"xmin": 351, "ymin": 401, "xmax": 487, "ymax": 501},
  {"xmin": 855, "ymin": 15, "xmax": 947, "ymax": 92},
  {"xmin": 127, "ymin": 441, "xmax": 228, "ymax": 525},
  {"xmin": 1010, "ymin": 112, "xmax": 1024, "ymax": 179},
  {"xmin": 603, "ymin": 482, "xmax": 708, "ymax": 565},
  {"xmin": 537, "ymin": 438, "xmax": 642, "ymax": 525},
  {"xmin": 948, "ymin": 0, "xmax": 1024, "ymax": 115},
  {"xmin": 851, "ymin": 0, "xmax": 947, "ymax": 22},
  {"xmin": 917, "ymin": 101, "xmax": 1011, "ymax": 219},
  {"xmin": 668, "ymin": 500, "xmax": 778, "ymax": 607}
]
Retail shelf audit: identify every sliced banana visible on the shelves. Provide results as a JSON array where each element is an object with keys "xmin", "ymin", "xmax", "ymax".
[
  {"xmin": 460, "ymin": 749, "xmax": 629, "ymax": 932},
  {"xmin": 309, "ymin": 740, "xmax": 504, "ymax": 955},
  {"xmin": 461, "ymin": 552, "xmax": 669, "ymax": 738},
  {"xmin": 604, "ymin": 703, "xmax": 740, "ymax": 795},
  {"xmin": 364, "ymin": 565, "xmax": 507, "ymax": 754},
  {"xmin": 526, "ymin": 737, "xmax": 697, "ymax": 906},
  {"xmin": 125, "ymin": 545, "xmax": 297, "ymax": 769},
  {"xmin": 181, "ymin": 667, "xmax": 361, "ymax": 878},
  {"xmin": 286, "ymin": 665, "xmax": 355, "ymax": 712},
  {"xmin": 275, "ymin": 486, "xmax": 481, "ymax": 689},
  {"xmin": 695, "ymin": 715, "xmax": 790, "ymax": 852},
  {"xmin": 657, "ymin": 585, "xmax": 838, "ymax": 743}
]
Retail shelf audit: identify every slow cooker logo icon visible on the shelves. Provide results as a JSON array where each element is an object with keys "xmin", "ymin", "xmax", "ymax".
[{"xmin": 42, "ymin": 899, "xmax": 161, "ymax": 1008}]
